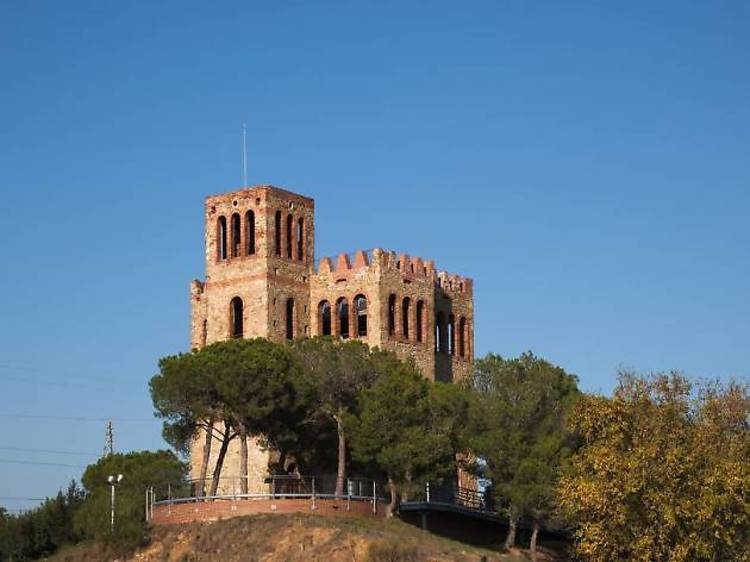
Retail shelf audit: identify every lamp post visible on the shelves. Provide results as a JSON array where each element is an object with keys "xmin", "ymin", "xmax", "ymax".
[{"xmin": 107, "ymin": 474, "xmax": 124, "ymax": 533}]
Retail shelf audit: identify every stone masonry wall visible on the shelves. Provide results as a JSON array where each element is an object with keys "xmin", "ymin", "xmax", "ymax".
[{"xmin": 188, "ymin": 185, "xmax": 474, "ymax": 485}]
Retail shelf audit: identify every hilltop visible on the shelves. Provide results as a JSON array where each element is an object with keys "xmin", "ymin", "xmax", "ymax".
[{"xmin": 46, "ymin": 514, "xmax": 566, "ymax": 562}]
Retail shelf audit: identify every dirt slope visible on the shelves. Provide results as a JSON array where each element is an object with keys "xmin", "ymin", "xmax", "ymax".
[{"xmin": 47, "ymin": 514, "xmax": 560, "ymax": 562}]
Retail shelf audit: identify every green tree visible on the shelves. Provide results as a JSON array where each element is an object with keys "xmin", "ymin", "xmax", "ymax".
[
  {"xmin": 289, "ymin": 337, "xmax": 381, "ymax": 497},
  {"xmin": 466, "ymin": 352, "xmax": 579, "ymax": 552},
  {"xmin": 151, "ymin": 346, "xmax": 232, "ymax": 497},
  {"xmin": 0, "ymin": 481, "xmax": 84, "ymax": 561},
  {"xmin": 350, "ymin": 360, "xmax": 466, "ymax": 515},
  {"xmin": 558, "ymin": 372, "xmax": 750, "ymax": 562},
  {"xmin": 212, "ymin": 338, "xmax": 313, "ymax": 493},
  {"xmin": 74, "ymin": 451, "xmax": 186, "ymax": 547}
]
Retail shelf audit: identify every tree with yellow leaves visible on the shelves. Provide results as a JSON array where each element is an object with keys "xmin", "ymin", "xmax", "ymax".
[{"xmin": 558, "ymin": 372, "xmax": 750, "ymax": 562}]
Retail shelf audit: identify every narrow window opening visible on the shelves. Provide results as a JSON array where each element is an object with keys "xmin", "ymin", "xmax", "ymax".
[
  {"xmin": 230, "ymin": 297, "xmax": 243, "ymax": 338},
  {"xmin": 402, "ymin": 297, "xmax": 411, "ymax": 339},
  {"xmin": 337, "ymin": 298, "xmax": 349, "ymax": 339},
  {"xmin": 286, "ymin": 214, "xmax": 293, "ymax": 258},
  {"xmin": 217, "ymin": 216, "xmax": 227, "ymax": 261},
  {"xmin": 319, "ymin": 301, "xmax": 331, "ymax": 336},
  {"xmin": 354, "ymin": 294, "xmax": 367, "ymax": 337},
  {"xmin": 459, "ymin": 317, "xmax": 466, "ymax": 357},
  {"xmin": 286, "ymin": 298, "xmax": 295, "ymax": 340},
  {"xmin": 230, "ymin": 213, "xmax": 241, "ymax": 257},
  {"xmin": 416, "ymin": 300, "xmax": 424, "ymax": 342},
  {"xmin": 297, "ymin": 217, "xmax": 304, "ymax": 261},
  {"xmin": 448, "ymin": 314, "xmax": 455, "ymax": 356},
  {"xmin": 387, "ymin": 294, "xmax": 396, "ymax": 336},
  {"xmin": 274, "ymin": 211, "xmax": 281, "ymax": 256},
  {"xmin": 435, "ymin": 312, "xmax": 445, "ymax": 353},
  {"xmin": 245, "ymin": 210, "xmax": 255, "ymax": 255}
]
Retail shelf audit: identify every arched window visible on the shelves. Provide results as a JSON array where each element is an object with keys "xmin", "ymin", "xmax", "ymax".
[
  {"xmin": 286, "ymin": 298, "xmax": 295, "ymax": 340},
  {"xmin": 337, "ymin": 298, "xmax": 349, "ymax": 339},
  {"xmin": 286, "ymin": 214, "xmax": 293, "ymax": 258},
  {"xmin": 387, "ymin": 294, "xmax": 396, "ymax": 336},
  {"xmin": 458, "ymin": 317, "xmax": 466, "ymax": 357},
  {"xmin": 319, "ymin": 300, "xmax": 331, "ymax": 336},
  {"xmin": 435, "ymin": 311, "xmax": 445, "ymax": 353},
  {"xmin": 448, "ymin": 314, "xmax": 455, "ymax": 356},
  {"xmin": 230, "ymin": 297, "xmax": 243, "ymax": 338},
  {"xmin": 416, "ymin": 300, "xmax": 425, "ymax": 342},
  {"xmin": 245, "ymin": 210, "xmax": 255, "ymax": 255},
  {"xmin": 297, "ymin": 217, "xmax": 304, "ymax": 261},
  {"xmin": 402, "ymin": 297, "xmax": 411, "ymax": 339},
  {"xmin": 217, "ymin": 216, "xmax": 227, "ymax": 261},
  {"xmin": 354, "ymin": 294, "xmax": 367, "ymax": 337},
  {"xmin": 274, "ymin": 211, "xmax": 282, "ymax": 256},
  {"xmin": 231, "ymin": 213, "xmax": 241, "ymax": 257}
]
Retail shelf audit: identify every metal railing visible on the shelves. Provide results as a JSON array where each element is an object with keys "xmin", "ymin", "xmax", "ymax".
[
  {"xmin": 415, "ymin": 480, "xmax": 490, "ymax": 512},
  {"xmin": 145, "ymin": 475, "xmax": 388, "ymax": 521},
  {"xmin": 145, "ymin": 475, "xmax": 491, "ymax": 523}
]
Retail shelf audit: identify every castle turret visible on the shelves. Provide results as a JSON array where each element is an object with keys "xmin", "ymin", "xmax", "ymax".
[{"xmin": 191, "ymin": 185, "xmax": 315, "ymax": 348}]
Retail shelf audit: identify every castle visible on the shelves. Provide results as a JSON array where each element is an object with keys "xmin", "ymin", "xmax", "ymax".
[{"xmin": 189, "ymin": 185, "xmax": 474, "ymax": 487}]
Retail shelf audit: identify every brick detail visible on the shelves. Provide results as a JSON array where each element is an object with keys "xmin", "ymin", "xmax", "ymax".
[{"xmin": 151, "ymin": 498, "xmax": 385, "ymax": 526}]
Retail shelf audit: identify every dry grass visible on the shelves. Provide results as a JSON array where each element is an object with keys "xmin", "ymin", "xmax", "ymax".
[{"xmin": 46, "ymin": 514, "xmax": 559, "ymax": 562}]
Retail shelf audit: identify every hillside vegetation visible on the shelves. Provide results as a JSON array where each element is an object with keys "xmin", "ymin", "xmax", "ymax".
[{"xmin": 46, "ymin": 514, "xmax": 560, "ymax": 562}]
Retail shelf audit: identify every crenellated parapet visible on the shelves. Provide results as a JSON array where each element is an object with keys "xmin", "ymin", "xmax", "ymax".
[
  {"xmin": 316, "ymin": 249, "xmax": 376, "ymax": 276},
  {"xmin": 316, "ymin": 248, "xmax": 473, "ymax": 297},
  {"xmin": 376, "ymin": 249, "xmax": 434, "ymax": 280},
  {"xmin": 436, "ymin": 271, "xmax": 473, "ymax": 297}
]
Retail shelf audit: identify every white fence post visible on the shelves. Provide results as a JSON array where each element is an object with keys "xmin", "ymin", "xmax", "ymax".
[{"xmin": 311, "ymin": 477, "xmax": 316, "ymax": 510}]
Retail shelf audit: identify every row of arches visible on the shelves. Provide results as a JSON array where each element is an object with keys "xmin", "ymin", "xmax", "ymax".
[
  {"xmin": 274, "ymin": 211, "xmax": 305, "ymax": 261},
  {"xmin": 217, "ymin": 212, "xmax": 257, "ymax": 260},
  {"xmin": 434, "ymin": 312, "xmax": 468, "ymax": 358},
  {"xmin": 230, "ymin": 296, "xmax": 297, "ymax": 341},
  {"xmin": 318, "ymin": 295, "xmax": 368, "ymax": 339},
  {"xmin": 227, "ymin": 294, "xmax": 468, "ymax": 358},
  {"xmin": 387, "ymin": 294, "xmax": 427, "ymax": 343},
  {"xmin": 216, "ymin": 211, "xmax": 305, "ymax": 262},
  {"xmin": 387, "ymin": 294, "xmax": 469, "ymax": 358}
]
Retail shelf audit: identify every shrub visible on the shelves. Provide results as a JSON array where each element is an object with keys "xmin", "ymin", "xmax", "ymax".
[{"xmin": 365, "ymin": 540, "xmax": 421, "ymax": 562}]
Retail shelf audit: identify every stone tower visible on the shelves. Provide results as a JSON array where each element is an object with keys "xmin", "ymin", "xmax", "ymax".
[
  {"xmin": 191, "ymin": 186, "xmax": 315, "ymax": 348},
  {"xmin": 189, "ymin": 185, "xmax": 474, "ymax": 488}
]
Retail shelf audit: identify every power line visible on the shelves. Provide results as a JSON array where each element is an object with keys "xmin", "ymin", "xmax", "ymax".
[
  {"xmin": 0, "ymin": 445, "xmax": 98, "ymax": 457},
  {"xmin": 0, "ymin": 497, "xmax": 45, "ymax": 502},
  {"xmin": 0, "ymin": 373, "xmax": 114, "ymax": 391},
  {"xmin": 0, "ymin": 459, "xmax": 86, "ymax": 469}
]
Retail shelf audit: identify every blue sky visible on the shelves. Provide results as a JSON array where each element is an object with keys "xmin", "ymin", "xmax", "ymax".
[{"xmin": 1, "ymin": 1, "xmax": 748, "ymax": 508}]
